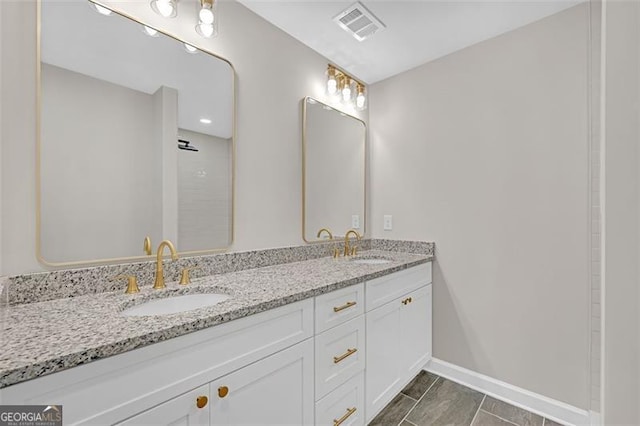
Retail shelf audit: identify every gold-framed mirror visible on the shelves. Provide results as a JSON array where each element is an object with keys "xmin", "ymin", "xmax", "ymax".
[
  {"xmin": 302, "ymin": 97, "xmax": 366, "ymax": 243},
  {"xmin": 37, "ymin": 0, "xmax": 235, "ymax": 266}
]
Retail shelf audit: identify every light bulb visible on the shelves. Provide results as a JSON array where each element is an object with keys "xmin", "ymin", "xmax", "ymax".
[
  {"xmin": 150, "ymin": 0, "xmax": 177, "ymax": 18},
  {"xmin": 143, "ymin": 25, "xmax": 159, "ymax": 37},
  {"xmin": 184, "ymin": 43, "xmax": 198, "ymax": 53},
  {"xmin": 342, "ymin": 85, "xmax": 351, "ymax": 102},
  {"xmin": 327, "ymin": 77, "xmax": 337, "ymax": 95},
  {"xmin": 356, "ymin": 93, "xmax": 365, "ymax": 109},
  {"xmin": 92, "ymin": 3, "xmax": 112, "ymax": 16},
  {"xmin": 196, "ymin": 22, "xmax": 215, "ymax": 38},
  {"xmin": 199, "ymin": 7, "xmax": 214, "ymax": 25}
]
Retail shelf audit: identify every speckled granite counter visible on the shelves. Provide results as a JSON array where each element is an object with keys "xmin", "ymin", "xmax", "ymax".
[{"xmin": 0, "ymin": 250, "xmax": 432, "ymax": 389}]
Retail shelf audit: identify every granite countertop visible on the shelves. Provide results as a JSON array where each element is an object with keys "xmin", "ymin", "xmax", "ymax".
[{"xmin": 0, "ymin": 250, "xmax": 432, "ymax": 389}]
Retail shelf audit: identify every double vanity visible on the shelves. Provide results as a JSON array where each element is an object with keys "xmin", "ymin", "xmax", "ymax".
[{"xmin": 0, "ymin": 248, "xmax": 433, "ymax": 425}]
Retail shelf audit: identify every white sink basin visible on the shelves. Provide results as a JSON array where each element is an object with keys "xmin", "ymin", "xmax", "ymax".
[
  {"xmin": 351, "ymin": 258, "xmax": 392, "ymax": 265},
  {"xmin": 122, "ymin": 293, "xmax": 231, "ymax": 317}
]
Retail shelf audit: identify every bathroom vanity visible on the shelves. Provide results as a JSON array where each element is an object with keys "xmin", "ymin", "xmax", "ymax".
[{"xmin": 0, "ymin": 254, "xmax": 432, "ymax": 425}]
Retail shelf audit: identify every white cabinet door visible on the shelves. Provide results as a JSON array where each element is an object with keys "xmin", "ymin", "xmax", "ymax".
[
  {"xmin": 365, "ymin": 297, "xmax": 403, "ymax": 422},
  {"xmin": 209, "ymin": 339, "xmax": 314, "ymax": 426},
  {"xmin": 365, "ymin": 284, "xmax": 433, "ymax": 423},
  {"xmin": 400, "ymin": 285, "xmax": 433, "ymax": 377},
  {"xmin": 117, "ymin": 385, "xmax": 209, "ymax": 426}
]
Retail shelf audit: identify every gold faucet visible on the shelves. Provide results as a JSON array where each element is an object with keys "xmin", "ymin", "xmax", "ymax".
[
  {"xmin": 154, "ymin": 240, "xmax": 179, "ymax": 290},
  {"xmin": 317, "ymin": 228, "xmax": 334, "ymax": 240},
  {"xmin": 344, "ymin": 229, "xmax": 361, "ymax": 257}
]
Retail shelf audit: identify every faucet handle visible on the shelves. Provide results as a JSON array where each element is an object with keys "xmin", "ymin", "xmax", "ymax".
[
  {"xmin": 333, "ymin": 248, "xmax": 341, "ymax": 258},
  {"xmin": 143, "ymin": 236, "xmax": 152, "ymax": 255},
  {"xmin": 112, "ymin": 275, "xmax": 140, "ymax": 294},
  {"xmin": 351, "ymin": 246, "xmax": 358, "ymax": 256},
  {"xmin": 179, "ymin": 267, "xmax": 202, "ymax": 286}
]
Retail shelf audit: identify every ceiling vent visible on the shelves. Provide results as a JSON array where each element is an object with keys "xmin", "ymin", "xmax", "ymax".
[{"xmin": 333, "ymin": 2, "xmax": 386, "ymax": 42}]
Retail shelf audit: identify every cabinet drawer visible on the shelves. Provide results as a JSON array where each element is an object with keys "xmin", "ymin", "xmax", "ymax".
[
  {"xmin": 315, "ymin": 283, "xmax": 364, "ymax": 333},
  {"xmin": 315, "ymin": 315, "xmax": 365, "ymax": 399},
  {"xmin": 366, "ymin": 263, "xmax": 432, "ymax": 311},
  {"xmin": 315, "ymin": 371, "xmax": 365, "ymax": 426}
]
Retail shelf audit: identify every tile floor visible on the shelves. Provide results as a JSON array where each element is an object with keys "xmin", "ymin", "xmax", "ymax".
[{"xmin": 369, "ymin": 371, "xmax": 565, "ymax": 426}]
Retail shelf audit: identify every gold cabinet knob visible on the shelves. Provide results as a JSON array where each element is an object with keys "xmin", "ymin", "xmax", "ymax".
[
  {"xmin": 218, "ymin": 386, "xmax": 229, "ymax": 398},
  {"xmin": 196, "ymin": 396, "xmax": 208, "ymax": 409}
]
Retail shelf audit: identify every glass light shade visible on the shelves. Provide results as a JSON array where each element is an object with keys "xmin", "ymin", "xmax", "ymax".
[
  {"xmin": 143, "ymin": 25, "xmax": 159, "ymax": 37},
  {"xmin": 356, "ymin": 93, "xmax": 366, "ymax": 109},
  {"xmin": 150, "ymin": 0, "xmax": 177, "ymax": 18},
  {"xmin": 196, "ymin": 22, "xmax": 216, "ymax": 38},
  {"xmin": 92, "ymin": 3, "xmax": 112, "ymax": 16},
  {"xmin": 327, "ymin": 77, "xmax": 337, "ymax": 95},
  {"xmin": 342, "ymin": 85, "xmax": 352, "ymax": 102},
  {"xmin": 199, "ymin": 7, "xmax": 214, "ymax": 25}
]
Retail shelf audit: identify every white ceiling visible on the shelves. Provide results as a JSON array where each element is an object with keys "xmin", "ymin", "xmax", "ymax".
[
  {"xmin": 41, "ymin": 1, "xmax": 233, "ymax": 139},
  {"xmin": 236, "ymin": 0, "xmax": 584, "ymax": 84}
]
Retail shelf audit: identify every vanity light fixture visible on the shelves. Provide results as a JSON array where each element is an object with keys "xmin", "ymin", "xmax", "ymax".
[
  {"xmin": 342, "ymin": 77, "xmax": 352, "ymax": 102},
  {"xmin": 196, "ymin": 0, "xmax": 217, "ymax": 38},
  {"xmin": 91, "ymin": 3, "xmax": 113, "ymax": 16},
  {"xmin": 356, "ymin": 84, "xmax": 366, "ymax": 109},
  {"xmin": 326, "ymin": 64, "xmax": 367, "ymax": 110},
  {"xmin": 150, "ymin": 0, "xmax": 177, "ymax": 18},
  {"xmin": 142, "ymin": 25, "xmax": 159, "ymax": 37},
  {"xmin": 327, "ymin": 65, "xmax": 338, "ymax": 95}
]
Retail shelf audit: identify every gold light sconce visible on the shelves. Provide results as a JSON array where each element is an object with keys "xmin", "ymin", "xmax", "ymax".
[{"xmin": 326, "ymin": 64, "xmax": 367, "ymax": 110}]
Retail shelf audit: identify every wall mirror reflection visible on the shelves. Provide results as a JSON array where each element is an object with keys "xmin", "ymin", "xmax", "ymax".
[
  {"xmin": 302, "ymin": 97, "xmax": 366, "ymax": 243},
  {"xmin": 38, "ymin": 0, "xmax": 235, "ymax": 265}
]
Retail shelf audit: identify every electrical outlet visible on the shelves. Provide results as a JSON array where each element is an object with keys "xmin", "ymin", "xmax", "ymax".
[
  {"xmin": 352, "ymin": 215, "xmax": 360, "ymax": 229},
  {"xmin": 383, "ymin": 215, "xmax": 393, "ymax": 231}
]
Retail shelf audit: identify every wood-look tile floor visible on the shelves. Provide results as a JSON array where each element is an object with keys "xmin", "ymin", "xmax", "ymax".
[{"xmin": 368, "ymin": 371, "xmax": 566, "ymax": 426}]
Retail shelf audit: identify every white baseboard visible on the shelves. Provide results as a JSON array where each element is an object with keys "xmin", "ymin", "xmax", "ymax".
[{"xmin": 425, "ymin": 358, "xmax": 591, "ymax": 426}]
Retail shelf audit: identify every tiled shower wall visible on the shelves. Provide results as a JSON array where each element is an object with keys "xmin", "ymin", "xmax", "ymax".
[{"xmin": 589, "ymin": 0, "xmax": 602, "ymax": 413}]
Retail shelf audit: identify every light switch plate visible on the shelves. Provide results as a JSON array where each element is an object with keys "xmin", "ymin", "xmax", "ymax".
[
  {"xmin": 352, "ymin": 215, "xmax": 360, "ymax": 229},
  {"xmin": 383, "ymin": 215, "xmax": 393, "ymax": 231}
]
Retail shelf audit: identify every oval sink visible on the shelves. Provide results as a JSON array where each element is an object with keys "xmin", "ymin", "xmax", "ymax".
[
  {"xmin": 351, "ymin": 258, "xmax": 392, "ymax": 265},
  {"xmin": 122, "ymin": 293, "xmax": 231, "ymax": 317}
]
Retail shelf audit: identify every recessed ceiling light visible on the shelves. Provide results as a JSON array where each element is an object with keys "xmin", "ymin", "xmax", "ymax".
[
  {"xmin": 92, "ymin": 3, "xmax": 113, "ymax": 16},
  {"xmin": 143, "ymin": 25, "xmax": 159, "ymax": 37},
  {"xmin": 200, "ymin": 118, "xmax": 212, "ymax": 124},
  {"xmin": 184, "ymin": 43, "xmax": 198, "ymax": 53}
]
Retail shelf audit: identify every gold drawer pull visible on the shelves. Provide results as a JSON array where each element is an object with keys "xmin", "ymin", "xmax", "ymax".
[
  {"xmin": 334, "ymin": 407, "xmax": 357, "ymax": 426},
  {"xmin": 218, "ymin": 386, "xmax": 229, "ymax": 398},
  {"xmin": 333, "ymin": 301, "xmax": 357, "ymax": 312},
  {"xmin": 333, "ymin": 348, "xmax": 358, "ymax": 364},
  {"xmin": 196, "ymin": 396, "xmax": 208, "ymax": 409},
  {"xmin": 401, "ymin": 297, "xmax": 413, "ymax": 305}
]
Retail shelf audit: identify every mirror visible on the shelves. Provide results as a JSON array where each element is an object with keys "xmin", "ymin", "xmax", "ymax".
[
  {"xmin": 38, "ymin": 0, "xmax": 234, "ymax": 265},
  {"xmin": 302, "ymin": 97, "xmax": 366, "ymax": 242}
]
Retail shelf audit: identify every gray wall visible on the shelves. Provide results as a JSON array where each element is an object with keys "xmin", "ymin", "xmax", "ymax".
[
  {"xmin": 369, "ymin": 4, "xmax": 590, "ymax": 408},
  {"xmin": 601, "ymin": 0, "xmax": 640, "ymax": 424}
]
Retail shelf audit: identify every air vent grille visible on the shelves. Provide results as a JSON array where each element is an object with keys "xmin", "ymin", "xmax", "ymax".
[{"xmin": 333, "ymin": 2, "xmax": 386, "ymax": 42}]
